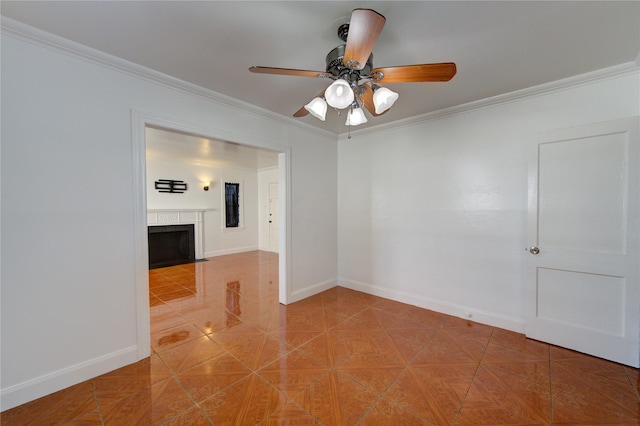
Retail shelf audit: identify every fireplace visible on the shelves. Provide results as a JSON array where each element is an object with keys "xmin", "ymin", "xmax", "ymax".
[
  {"xmin": 148, "ymin": 224, "xmax": 195, "ymax": 269},
  {"xmin": 147, "ymin": 209, "xmax": 206, "ymax": 261}
]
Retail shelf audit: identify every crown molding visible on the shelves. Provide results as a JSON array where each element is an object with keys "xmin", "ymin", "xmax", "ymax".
[
  {"xmin": 1, "ymin": 17, "xmax": 336, "ymax": 139},
  {"xmin": 341, "ymin": 61, "xmax": 640, "ymax": 139}
]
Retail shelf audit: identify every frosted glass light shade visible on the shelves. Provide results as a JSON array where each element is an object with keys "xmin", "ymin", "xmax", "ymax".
[
  {"xmin": 324, "ymin": 79, "xmax": 354, "ymax": 109},
  {"xmin": 304, "ymin": 97, "xmax": 327, "ymax": 121},
  {"xmin": 345, "ymin": 107, "xmax": 368, "ymax": 126},
  {"xmin": 373, "ymin": 86, "xmax": 399, "ymax": 114}
]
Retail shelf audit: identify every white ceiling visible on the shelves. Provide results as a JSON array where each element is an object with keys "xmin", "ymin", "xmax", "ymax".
[
  {"xmin": 145, "ymin": 126, "xmax": 279, "ymax": 170},
  {"xmin": 3, "ymin": 1, "xmax": 639, "ymax": 166}
]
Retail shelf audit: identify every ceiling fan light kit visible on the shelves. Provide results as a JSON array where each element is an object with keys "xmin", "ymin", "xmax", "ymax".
[
  {"xmin": 249, "ymin": 8, "xmax": 456, "ymax": 127},
  {"xmin": 304, "ymin": 96, "xmax": 328, "ymax": 121},
  {"xmin": 372, "ymin": 85, "xmax": 399, "ymax": 114},
  {"xmin": 325, "ymin": 79, "xmax": 355, "ymax": 109},
  {"xmin": 345, "ymin": 105, "xmax": 368, "ymax": 126}
]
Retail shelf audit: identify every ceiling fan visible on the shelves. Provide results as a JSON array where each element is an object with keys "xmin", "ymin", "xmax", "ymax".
[{"xmin": 249, "ymin": 8, "xmax": 457, "ymax": 127}]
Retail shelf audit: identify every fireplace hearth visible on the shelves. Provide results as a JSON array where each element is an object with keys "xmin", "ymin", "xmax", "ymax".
[{"xmin": 148, "ymin": 224, "xmax": 195, "ymax": 269}]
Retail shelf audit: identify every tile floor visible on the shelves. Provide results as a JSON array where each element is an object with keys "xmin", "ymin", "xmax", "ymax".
[{"xmin": 2, "ymin": 250, "xmax": 639, "ymax": 425}]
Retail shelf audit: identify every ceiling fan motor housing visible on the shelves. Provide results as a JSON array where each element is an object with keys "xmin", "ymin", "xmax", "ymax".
[
  {"xmin": 337, "ymin": 23, "xmax": 350, "ymax": 42},
  {"xmin": 325, "ymin": 44, "xmax": 373, "ymax": 81}
]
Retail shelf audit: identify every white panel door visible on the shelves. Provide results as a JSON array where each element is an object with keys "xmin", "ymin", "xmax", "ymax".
[
  {"xmin": 526, "ymin": 116, "xmax": 639, "ymax": 367},
  {"xmin": 268, "ymin": 182, "xmax": 279, "ymax": 253}
]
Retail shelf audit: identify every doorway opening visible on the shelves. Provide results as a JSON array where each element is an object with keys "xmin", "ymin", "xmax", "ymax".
[{"xmin": 132, "ymin": 111, "xmax": 291, "ymax": 360}]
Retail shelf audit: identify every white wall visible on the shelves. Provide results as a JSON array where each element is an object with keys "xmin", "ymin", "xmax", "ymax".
[
  {"xmin": 146, "ymin": 156, "xmax": 220, "ymax": 211},
  {"xmin": 146, "ymin": 155, "xmax": 261, "ymax": 256},
  {"xmin": 1, "ymin": 24, "xmax": 337, "ymax": 410},
  {"xmin": 338, "ymin": 67, "xmax": 640, "ymax": 332}
]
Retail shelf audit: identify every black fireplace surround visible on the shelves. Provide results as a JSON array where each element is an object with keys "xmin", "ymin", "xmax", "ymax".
[{"xmin": 148, "ymin": 224, "xmax": 195, "ymax": 269}]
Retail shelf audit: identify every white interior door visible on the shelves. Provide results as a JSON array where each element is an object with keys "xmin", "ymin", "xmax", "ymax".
[
  {"xmin": 526, "ymin": 116, "xmax": 639, "ymax": 367},
  {"xmin": 268, "ymin": 182, "xmax": 279, "ymax": 253}
]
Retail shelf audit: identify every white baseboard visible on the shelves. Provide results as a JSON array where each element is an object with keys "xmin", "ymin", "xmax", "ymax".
[
  {"xmin": 339, "ymin": 278, "xmax": 525, "ymax": 334},
  {"xmin": 289, "ymin": 279, "xmax": 337, "ymax": 304},
  {"xmin": 1, "ymin": 345, "xmax": 139, "ymax": 412},
  {"xmin": 204, "ymin": 245, "xmax": 259, "ymax": 258}
]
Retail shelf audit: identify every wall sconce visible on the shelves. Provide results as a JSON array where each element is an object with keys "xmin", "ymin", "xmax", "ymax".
[{"xmin": 203, "ymin": 181, "xmax": 210, "ymax": 191}]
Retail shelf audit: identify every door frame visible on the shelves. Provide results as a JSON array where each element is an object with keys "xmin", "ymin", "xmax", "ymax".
[{"xmin": 131, "ymin": 110, "xmax": 292, "ymax": 360}]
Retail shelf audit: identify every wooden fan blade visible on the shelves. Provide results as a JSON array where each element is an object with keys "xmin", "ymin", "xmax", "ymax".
[
  {"xmin": 343, "ymin": 9, "xmax": 386, "ymax": 70},
  {"xmin": 293, "ymin": 106, "xmax": 309, "ymax": 117},
  {"xmin": 359, "ymin": 85, "xmax": 385, "ymax": 117},
  {"xmin": 293, "ymin": 90, "xmax": 326, "ymax": 117},
  {"xmin": 249, "ymin": 66, "xmax": 331, "ymax": 79},
  {"xmin": 370, "ymin": 63, "xmax": 457, "ymax": 83}
]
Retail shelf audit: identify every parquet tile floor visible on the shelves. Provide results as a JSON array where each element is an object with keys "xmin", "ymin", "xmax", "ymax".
[{"xmin": 2, "ymin": 250, "xmax": 639, "ymax": 425}]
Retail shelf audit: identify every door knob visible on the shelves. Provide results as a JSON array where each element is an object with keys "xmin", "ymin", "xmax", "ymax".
[{"xmin": 529, "ymin": 246, "xmax": 540, "ymax": 255}]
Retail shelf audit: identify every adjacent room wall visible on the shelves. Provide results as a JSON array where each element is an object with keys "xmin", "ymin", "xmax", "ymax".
[
  {"xmin": 338, "ymin": 66, "xmax": 639, "ymax": 332},
  {"xmin": 146, "ymin": 155, "xmax": 261, "ymax": 257},
  {"xmin": 1, "ymin": 26, "xmax": 337, "ymax": 410}
]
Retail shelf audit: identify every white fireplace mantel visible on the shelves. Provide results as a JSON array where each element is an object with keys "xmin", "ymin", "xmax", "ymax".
[{"xmin": 147, "ymin": 209, "xmax": 208, "ymax": 260}]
